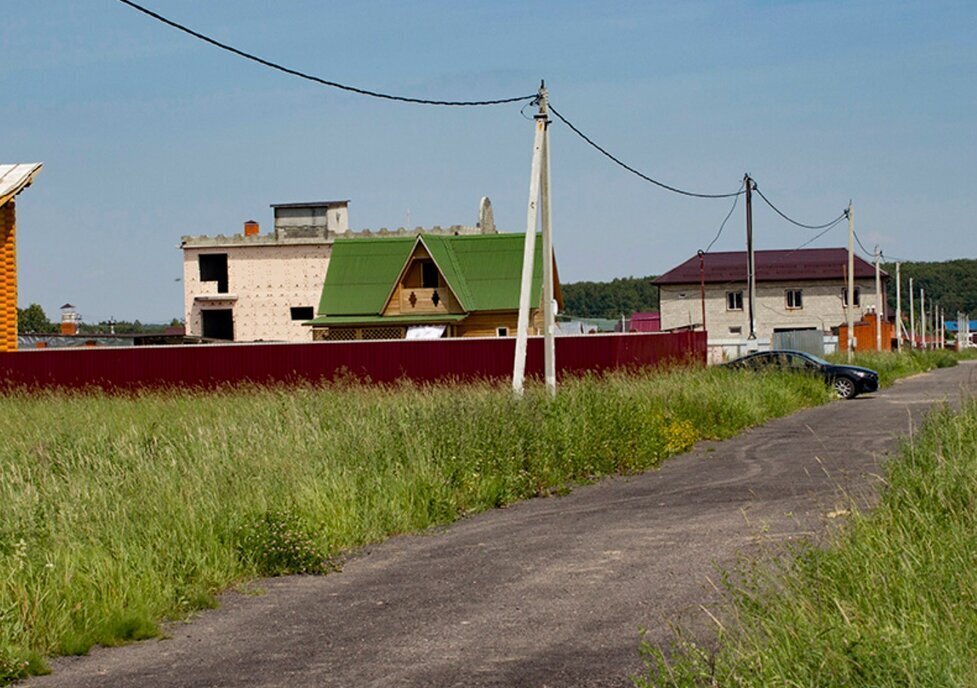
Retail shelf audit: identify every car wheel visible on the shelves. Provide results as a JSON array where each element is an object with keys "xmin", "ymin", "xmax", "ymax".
[{"xmin": 833, "ymin": 376, "xmax": 856, "ymax": 399}]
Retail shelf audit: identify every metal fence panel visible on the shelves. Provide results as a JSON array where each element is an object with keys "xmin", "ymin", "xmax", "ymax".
[
  {"xmin": 771, "ymin": 330, "xmax": 825, "ymax": 356},
  {"xmin": 0, "ymin": 332, "xmax": 706, "ymax": 391}
]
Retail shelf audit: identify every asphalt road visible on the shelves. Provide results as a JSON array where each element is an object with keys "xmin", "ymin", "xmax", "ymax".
[{"xmin": 27, "ymin": 362, "xmax": 977, "ymax": 688}]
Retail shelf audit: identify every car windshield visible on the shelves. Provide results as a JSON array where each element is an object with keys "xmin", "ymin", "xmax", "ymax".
[{"xmin": 799, "ymin": 352, "xmax": 830, "ymax": 366}]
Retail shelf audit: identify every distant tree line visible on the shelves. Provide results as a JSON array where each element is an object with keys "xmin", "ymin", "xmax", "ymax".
[
  {"xmin": 16, "ymin": 303, "xmax": 181, "ymax": 335},
  {"xmin": 884, "ymin": 259, "xmax": 977, "ymax": 317},
  {"xmin": 561, "ymin": 276, "xmax": 659, "ymax": 319}
]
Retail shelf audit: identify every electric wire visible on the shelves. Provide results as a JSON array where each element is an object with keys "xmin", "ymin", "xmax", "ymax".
[
  {"xmin": 852, "ymin": 230, "xmax": 876, "ymax": 259},
  {"xmin": 752, "ymin": 184, "xmax": 848, "ymax": 230},
  {"xmin": 880, "ymin": 250, "xmax": 913, "ymax": 264},
  {"xmin": 116, "ymin": 0, "xmax": 536, "ymax": 106},
  {"xmin": 547, "ymin": 104, "xmax": 745, "ymax": 199},
  {"xmin": 699, "ymin": 212, "xmax": 848, "ymax": 296},
  {"xmin": 780, "ymin": 215, "xmax": 847, "ymax": 257},
  {"xmin": 703, "ymin": 180, "xmax": 745, "ymax": 253}
]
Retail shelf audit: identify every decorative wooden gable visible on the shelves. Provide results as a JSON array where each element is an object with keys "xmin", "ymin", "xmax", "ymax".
[{"xmin": 381, "ymin": 240, "xmax": 465, "ymax": 317}]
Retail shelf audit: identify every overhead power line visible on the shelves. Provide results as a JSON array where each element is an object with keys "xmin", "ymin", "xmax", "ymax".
[
  {"xmin": 785, "ymin": 215, "xmax": 847, "ymax": 254},
  {"xmin": 752, "ymin": 185, "xmax": 848, "ymax": 230},
  {"xmin": 116, "ymin": 0, "xmax": 535, "ymax": 106},
  {"xmin": 547, "ymin": 104, "xmax": 745, "ymax": 199},
  {"xmin": 703, "ymin": 180, "xmax": 745, "ymax": 253},
  {"xmin": 852, "ymin": 230, "xmax": 876, "ymax": 259}
]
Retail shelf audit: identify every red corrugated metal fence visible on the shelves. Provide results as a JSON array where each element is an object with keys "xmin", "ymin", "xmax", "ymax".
[{"xmin": 0, "ymin": 332, "xmax": 705, "ymax": 391}]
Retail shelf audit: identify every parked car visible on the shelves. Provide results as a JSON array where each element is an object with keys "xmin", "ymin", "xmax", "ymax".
[{"xmin": 724, "ymin": 350, "xmax": 879, "ymax": 399}]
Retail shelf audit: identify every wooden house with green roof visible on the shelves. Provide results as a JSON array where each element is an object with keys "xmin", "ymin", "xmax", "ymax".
[{"xmin": 307, "ymin": 233, "xmax": 561, "ymax": 340}]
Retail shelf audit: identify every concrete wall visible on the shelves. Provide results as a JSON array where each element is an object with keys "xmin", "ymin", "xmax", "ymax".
[
  {"xmin": 660, "ymin": 278, "xmax": 883, "ymax": 340},
  {"xmin": 183, "ymin": 244, "xmax": 331, "ymax": 342}
]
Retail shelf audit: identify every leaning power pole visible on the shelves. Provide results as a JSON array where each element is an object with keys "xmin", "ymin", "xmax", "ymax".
[
  {"xmin": 745, "ymin": 174, "xmax": 757, "ymax": 342},
  {"xmin": 874, "ymin": 245, "xmax": 882, "ymax": 351},
  {"xmin": 512, "ymin": 82, "xmax": 555, "ymax": 397},
  {"xmin": 895, "ymin": 262, "xmax": 902, "ymax": 351},
  {"xmin": 846, "ymin": 202, "xmax": 855, "ymax": 362}
]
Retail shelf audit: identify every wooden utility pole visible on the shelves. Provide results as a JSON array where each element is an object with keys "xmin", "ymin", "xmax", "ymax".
[
  {"xmin": 874, "ymin": 245, "xmax": 882, "ymax": 351},
  {"xmin": 745, "ymin": 174, "xmax": 757, "ymax": 342},
  {"xmin": 512, "ymin": 82, "xmax": 555, "ymax": 397},
  {"xmin": 909, "ymin": 276, "xmax": 915, "ymax": 349},
  {"xmin": 846, "ymin": 202, "xmax": 855, "ymax": 362},
  {"xmin": 895, "ymin": 262, "xmax": 902, "ymax": 351}
]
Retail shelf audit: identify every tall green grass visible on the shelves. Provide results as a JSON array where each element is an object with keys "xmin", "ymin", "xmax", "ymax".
[
  {"xmin": 0, "ymin": 367, "xmax": 829, "ymax": 682},
  {"xmin": 829, "ymin": 348, "xmax": 963, "ymax": 387},
  {"xmin": 636, "ymin": 396, "xmax": 977, "ymax": 688},
  {"xmin": 0, "ymin": 350, "xmax": 966, "ymax": 683}
]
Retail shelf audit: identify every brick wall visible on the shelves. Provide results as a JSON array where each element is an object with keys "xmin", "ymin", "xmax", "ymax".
[{"xmin": 0, "ymin": 201, "xmax": 15, "ymax": 352}]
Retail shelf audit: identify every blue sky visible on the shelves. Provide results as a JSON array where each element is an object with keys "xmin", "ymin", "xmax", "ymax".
[{"xmin": 4, "ymin": 1, "xmax": 975, "ymax": 322}]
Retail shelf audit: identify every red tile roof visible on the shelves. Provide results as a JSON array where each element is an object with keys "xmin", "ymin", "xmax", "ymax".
[{"xmin": 653, "ymin": 248, "xmax": 885, "ymax": 285}]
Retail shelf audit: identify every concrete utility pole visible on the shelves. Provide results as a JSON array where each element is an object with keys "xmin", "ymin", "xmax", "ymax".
[
  {"xmin": 874, "ymin": 245, "xmax": 882, "ymax": 351},
  {"xmin": 540, "ymin": 86, "xmax": 555, "ymax": 397},
  {"xmin": 697, "ymin": 250, "xmax": 706, "ymax": 332},
  {"xmin": 939, "ymin": 307, "xmax": 943, "ymax": 349},
  {"xmin": 920, "ymin": 288, "xmax": 926, "ymax": 349},
  {"xmin": 909, "ymin": 277, "xmax": 915, "ymax": 349},
  {"xmin": 846, "ymin": 202, "xmax": 855, "ymax": 362},
  {"xmin": 512, "ymin": 82, "xmax": 555, "ymax": 397},
  {"xmin": 895, "ymin": 262, "xmax": 902, "ymax": 352},
  {"xmin": 745, "ymin": 174, "xmax": 757, "ymax": 342}
]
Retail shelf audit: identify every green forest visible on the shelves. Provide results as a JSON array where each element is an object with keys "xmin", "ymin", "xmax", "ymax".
[
  {"xmin": 561, "ymin": 276, "xmax": 659, "ymax": 319},
  {"xmin": 884, "ymin": 259, "xmax": 977, "ymax": 317}
]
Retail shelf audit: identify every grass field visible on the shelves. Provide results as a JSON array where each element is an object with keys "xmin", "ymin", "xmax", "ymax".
[
  {"xmin": 636, "ymin": 362, "xmax": 977, "ymax": 687},
  {"xmin": 0, "ymin": 350, "xmax": 964, "ymax": 683}
]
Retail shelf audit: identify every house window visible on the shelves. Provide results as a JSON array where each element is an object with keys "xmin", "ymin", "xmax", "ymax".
[
  {"xmin": 726, "ymin": 291, "xmax": 744, "ymax": 311},
  {"xmin": 842, "ymin": 287, "xmax": 861, "ymax": 307},
  {"xmin": 421, "ymin": 261, "xmax": 439, "ymax": 288},
  {"xmin": 785, "ymin": 289, "xmax": 803, "ymax": 310},
  {"xmin": 729, "ymin": 326, "xmax": 742, "ymax": 335},
  {"xmin": 290, "ymin": 306, "xmax": 314, "ymax": 321},
  {"xmin": 201, "ymin": 308, "xmax": 233, "ymax": 340},
  {"xmin": 199, "ymin": 254, "xmax": 228, "ymax": 293},
  {"xmin": 497, "ymin": 327, "xmax": 509, "ymax": 337}
]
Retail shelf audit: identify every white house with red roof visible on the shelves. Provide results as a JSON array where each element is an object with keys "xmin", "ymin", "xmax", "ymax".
[{"xmin": 653, "ymin": 248, "xmax": 887, "ymax": 342}]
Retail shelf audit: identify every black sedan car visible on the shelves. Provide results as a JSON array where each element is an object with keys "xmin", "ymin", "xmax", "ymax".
[{"xmin": 725, "ymin": 350, "xmax": 879, "ymax": 399}]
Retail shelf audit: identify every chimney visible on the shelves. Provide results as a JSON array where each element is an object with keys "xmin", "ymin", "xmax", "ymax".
[{"xmin": 244, "ymin": 220, "xmax": 260, "ymax": 237}]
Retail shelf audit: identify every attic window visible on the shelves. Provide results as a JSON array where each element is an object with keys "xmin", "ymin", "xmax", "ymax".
[
  {"xmin": 421, "ymin": 261, "xmax": 439, "ymax": 288},
  {"xmin": 290, "ymin": 306, "xmax": 314, "ymax": 321}
]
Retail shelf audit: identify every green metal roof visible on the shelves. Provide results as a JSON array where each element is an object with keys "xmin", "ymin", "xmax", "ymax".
[
  {"xmin": 316, "ymin": 233, "xmax": 546, "ymax": 318},
  {"xmin": 316, "ymin": 238, "xmax": 415, "ymax": 316},
  {"xmin": 304, "ymin": 314, "xmax": 467, "ymax": 326}
]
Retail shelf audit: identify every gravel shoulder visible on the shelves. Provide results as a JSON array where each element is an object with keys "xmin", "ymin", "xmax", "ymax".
[{"xmin": 26, "ymin": 362, "xmax": 977, "ymax": 688}]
